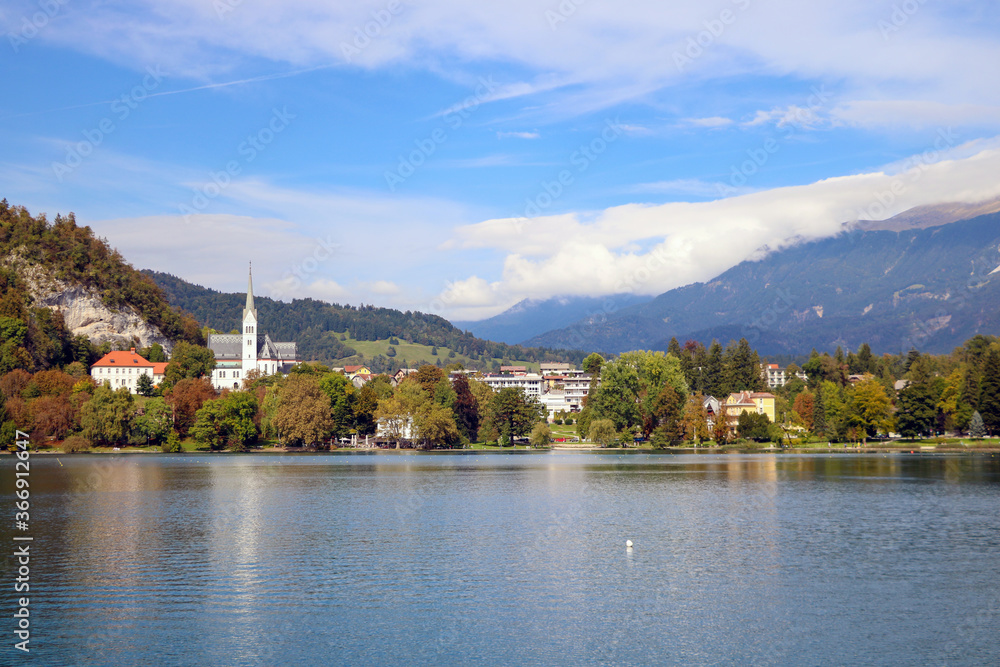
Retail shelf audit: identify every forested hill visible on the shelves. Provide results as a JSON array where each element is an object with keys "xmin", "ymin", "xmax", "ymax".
[
  {"xmin": 0, "ymin": 201, "xmax": 203, "ymax": 372},
  {"xmin": 144, "ymin": 270, "xmax": 585, "ymax": 370}
]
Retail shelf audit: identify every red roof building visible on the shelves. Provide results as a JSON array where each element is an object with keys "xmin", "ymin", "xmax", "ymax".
[{"xmin": 90, "ymin": 348, "xmax": 167, "ymax": 394}]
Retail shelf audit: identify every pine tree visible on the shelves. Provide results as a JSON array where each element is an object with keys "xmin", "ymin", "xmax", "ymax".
[
  {"xmin": 813, "ymin": 387, "xmax": 826, "ymax": 437},
  {"xmin": 978, "ymin": 348, "xmax": 1000, "ymax": 435},
  {"xmin": 968, "ymin": 411, "xmax": 986, "ymax": 438}
]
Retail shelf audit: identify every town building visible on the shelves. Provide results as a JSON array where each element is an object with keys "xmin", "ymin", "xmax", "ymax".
[
  {"xmin": 760, "ymin": 363, "xmax": 808, "ymax": 388},
  {"xmin": 206, "ymin": 266, "xmax": 299, "ymax": 391},
  {"xmin": 90, "ymin": 348, "xmax": 167, "ymax": 394},
  {"xmin": 726, "ymin": 391, "xmax": 777, "ymax": 423}
]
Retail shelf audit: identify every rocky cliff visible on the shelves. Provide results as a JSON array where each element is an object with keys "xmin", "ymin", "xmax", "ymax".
[{"xmin": 5, "ymin": 250, "xmax": 173, "ymax": 352}]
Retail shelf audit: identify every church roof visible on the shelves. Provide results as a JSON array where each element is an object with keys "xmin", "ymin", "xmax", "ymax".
[{"xmin": 207, "ymin": 334, "xmax": 242, "ymax": 359}]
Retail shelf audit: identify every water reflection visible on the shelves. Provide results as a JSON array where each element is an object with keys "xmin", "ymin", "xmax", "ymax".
[{"xmin": 1, "ymin": 452, "xmax": 997, "ymax": 665}]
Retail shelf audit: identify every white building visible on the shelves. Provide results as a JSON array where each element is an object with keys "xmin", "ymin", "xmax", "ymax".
[
  {"xmin": 481, "ymin": 372, "xmax": 543, "ymax": 397},
  {"xmin": 90, "ymin": 348, "xmax": 167, "ymax": 394},
  {"xmin": 206, "ymin": 266, "xmax": 299, "ymax": 391}
]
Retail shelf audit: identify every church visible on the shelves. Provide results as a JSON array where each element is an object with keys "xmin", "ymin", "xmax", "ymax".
[{"xmin": 207, "ymin": 266, "xmax": 299, "ymax": 390}]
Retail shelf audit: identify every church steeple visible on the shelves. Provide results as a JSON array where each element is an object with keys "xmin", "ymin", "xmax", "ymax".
[{"xmin": 243, "ymin": 262, "xmax": 257, "ymax": 321}]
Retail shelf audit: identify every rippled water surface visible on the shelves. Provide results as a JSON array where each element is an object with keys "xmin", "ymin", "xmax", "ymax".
[{"xmin": 3, "ymin": 451, "xmax": 1000, "ymax": 665}]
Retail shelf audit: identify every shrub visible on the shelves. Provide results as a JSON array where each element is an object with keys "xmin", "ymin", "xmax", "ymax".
[
  {"xmin": 62, "ymin": 434, "xmax": 89, "ymax": 453},
  {"xmin": 161, "ymin": 430, "xmax": 182, "ymax": 453}
]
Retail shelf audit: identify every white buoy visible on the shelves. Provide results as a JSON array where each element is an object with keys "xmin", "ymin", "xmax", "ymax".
[{"xmin": 626, "ymin": 540, "xmax": 633, "ymax": 548}]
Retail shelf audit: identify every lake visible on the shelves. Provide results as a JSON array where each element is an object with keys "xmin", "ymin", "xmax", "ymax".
[{"xmin": 3, "ymin": 451, "xmax": 999, "ymax": 665}]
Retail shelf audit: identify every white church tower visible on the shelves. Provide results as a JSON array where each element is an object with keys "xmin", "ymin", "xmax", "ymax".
[
  {"xmin": 242, "ymin": 263, "xmax": 258, "ymax": 374},
  {"xmin": 205, "ymin": 262, "xmax": 300, "ymax": 390}
]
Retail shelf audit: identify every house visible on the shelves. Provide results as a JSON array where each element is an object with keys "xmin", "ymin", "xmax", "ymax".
[
  {"xmin": 351, "ymin": 374, "xmax": 374, "ymax": 389},
  {"xmin": 392, "ymin": 368, "xmax": 418, "ymax": 386},
  {"xmin": 90, "ymin": 348, "xmax": 163, "ymax": 394},
  {"xmin": 344, "ymin": 365, "xmax": 372, "ymax": 379},
  {"xmin": 206, "ymin": 265, "xmax": 299, "ymax": 391},
  {"xmin": 727, "ymin": 391, "xmax": 777, "ymax": 423},
  {"xmin": 499, "ymin": 365, "xmax": 528, "ymax": 374}
]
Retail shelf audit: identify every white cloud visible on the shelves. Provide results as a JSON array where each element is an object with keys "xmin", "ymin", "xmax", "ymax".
[
  {"xmin": 497, "ymin": 130, "xmax": 540, "ymax": 139},
  {"xmin": 682, "ymin": 116, "xmax": 734, "ymax": 128},
  {"xmin": 21, "ymin": 1, "xmax": 1000, "ymax": 123},
  {"xmin": 628, "ymin": 179, "xmax": 747, "ymax": 198},
  {"xmin": 440, "ymin": 142, "xmax": 1000, "ymax": 320}
]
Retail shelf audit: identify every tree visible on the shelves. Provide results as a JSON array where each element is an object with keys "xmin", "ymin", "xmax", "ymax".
[
  {"xmin": 702, "ymin": 340, "xmax": 726, "ymax": 397},
  {"xmin": 846, "ymin": 376, "xmax": 893, "ymax": 440},
  {"xmin": 792, "ymin": 391, "xmax": 815, "ymax": 431},
  {"xmin": 353, "ymin": 384, "xmax": 379, "ymax": 435},
  {"xmin": 724, "ymin": 338, "xmax": 765, "ymax": 392},
  {"xmin": 968, "ymin": 411, "xmax": 987, "ymax": 438},
  {"xmin": 681, "ymin": 393, "xmax": 710, "ymax": 443},
  {"xmin": 737, "ymin": 411, "xmax": 773, "ymax": 442},
  {"xmin": 415, "ymin": 403, "xmax": 461, "ymax": 448},
  {"xmin": 80, "ymin": 385, "xmax": 134, "ymax": 446},
  {"xmin": 896, "ymin": 383, "xmax": 938, "ymax": 438},
  {"xmin": 712, "ymin": 400, "xmax": 732, "ymax": 445},
  {"xmin": 582, "ymin": 353, "xmax": 605, "ymax": 377},
  {"xmin": 319, "ymin": 372, "xmax": 357, "ymax": 440},
  {"xmin": 273, "ymin": 375, "xmax": 333, "ymax": 447},
  {"xmin": 164, "ymin": 342, "xmax": 216, "ymax": 384},
  {"xmin": 29, "ymin": 394, "xmax": 75, "ymax": 440},
  {"xmin": 452, "ymin": 375, "xmax": 480, "ymax": 442},
  {"xmin": 191, "ymin": 391, "xmax": 260, "ymax": 451},
  {"xmin": 978, "ymin": 348, "xmax": 1000, "ymax": 435},
  {"xmin": 414, "ymin": 365, "xmax": 445, "ymax": 395},
  {"xmin": 165, "ymin": 378, "xmax": 217, "ymax": 436},
  {"xmin": 136, "ymin": 373, "xmax": 155, "ymax": 397},
  {"xmin": 529, "ymin": 422, "xmax": 551, "ymax": 447},
  {"xmin": 588, "ymin": 419, "xmax": 617, "ymax": 447},
  {"xmin": 491, "ymin": 387, "xmax": 542, "ymax": 445},
  {"xmin": 132, "ymin": 397, "xmax": 172, "ymax": 446},
  {"xmin": 813, "ymin": 387, "xmax": 826, "ymax": 437}
]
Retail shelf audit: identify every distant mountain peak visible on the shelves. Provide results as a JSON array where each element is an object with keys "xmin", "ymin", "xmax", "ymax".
[{"xmin": 851, "ymin": 196, "xmax": 1000, "ymax": 233}]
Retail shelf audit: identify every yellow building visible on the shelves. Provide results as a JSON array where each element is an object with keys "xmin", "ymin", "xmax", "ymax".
[{"xmin": 726, "ymin": 391, "xmax": 777, "ymax": 423}]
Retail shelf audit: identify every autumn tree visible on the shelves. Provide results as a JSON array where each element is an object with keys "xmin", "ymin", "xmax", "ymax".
[
  {"xmin": 164, "ymin": 378, "xmax": 217, "ymax": 436},
  {"xmin": 452, "ymin": 374, "xmax": 479, "ymax": 441},
  {"xmin": 681, "ymin": 393, "xmax": 710, "ymax": 443},
  {"xmin": 273, "ymin": 375, "xmax": 334, "ymax": 447},
  {"xmin": 414, "ymin": 402, "xmax": 461, "ymax": 449},
  {"xmin": 792, "ymin": 391, "xmax": 815, "ymax": 431},
  {"xmin": 845, "ymin": 376, "xmax": 894, "ymax": 441}
]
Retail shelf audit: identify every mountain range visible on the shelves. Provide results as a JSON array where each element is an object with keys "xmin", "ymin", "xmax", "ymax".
[{"xmin": 521, "ymin": 206, "xmax": 1000, "ymax": 356}]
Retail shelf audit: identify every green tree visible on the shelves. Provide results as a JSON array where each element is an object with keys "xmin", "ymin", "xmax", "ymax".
[
  {"xmin": 724, "ymin": 338, "xmax": 765, "ymax": 392},
  {"xmin": 132, "ymin": 397, "xmax": 172, "ymax": 446},
  {"xmin": 529, "ymin": 421, "xmax": 551, "ymax": 447},
  {"xmin": 491, "ymin": 387, "xmax": 542, "ymax": 445},
  {"xmin": 737, "ymin": 411, "xmax": 773, "ymax": 442},
  {"xmin": 80, "ymin": 385, "xmax": 134, "ymax": 446},
  {"xmin": 136, "ymin": 373, "xmax": 155, "ymax": 397},
  {"xmin": 702, "ymin": 340, "xmax": 726, "ymax": 397},
  {"xmin": 164, "ymin": 341, "xmax": 216, "ymax": 384},
  {"xmin": 588, "ymin": 418, "xmax": 617, "ymax": 447},
  {"xmin": 896, "ymin": 383, "xmax": 938, "ymax": 438},
  {"xmin": 319, "ymin": 372, "xmax": 357, "ymax": 440},
  {"xmin": 978, "ymin": 348, "xmax": 1000, "ymax": 435},
  {"xmin": 582, "ymin": 353, "xmax": 605, "ymax": 377}
]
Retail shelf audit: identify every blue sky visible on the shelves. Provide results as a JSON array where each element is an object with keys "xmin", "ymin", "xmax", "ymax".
[{"xmin": 3, "ymin": 0, "xmax": 1000, "ymax": 320}]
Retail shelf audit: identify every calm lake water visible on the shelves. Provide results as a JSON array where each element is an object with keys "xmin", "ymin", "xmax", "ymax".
[{"xmin": 2, "ymin": 451, "xmax": 999, "ymax": 666}]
